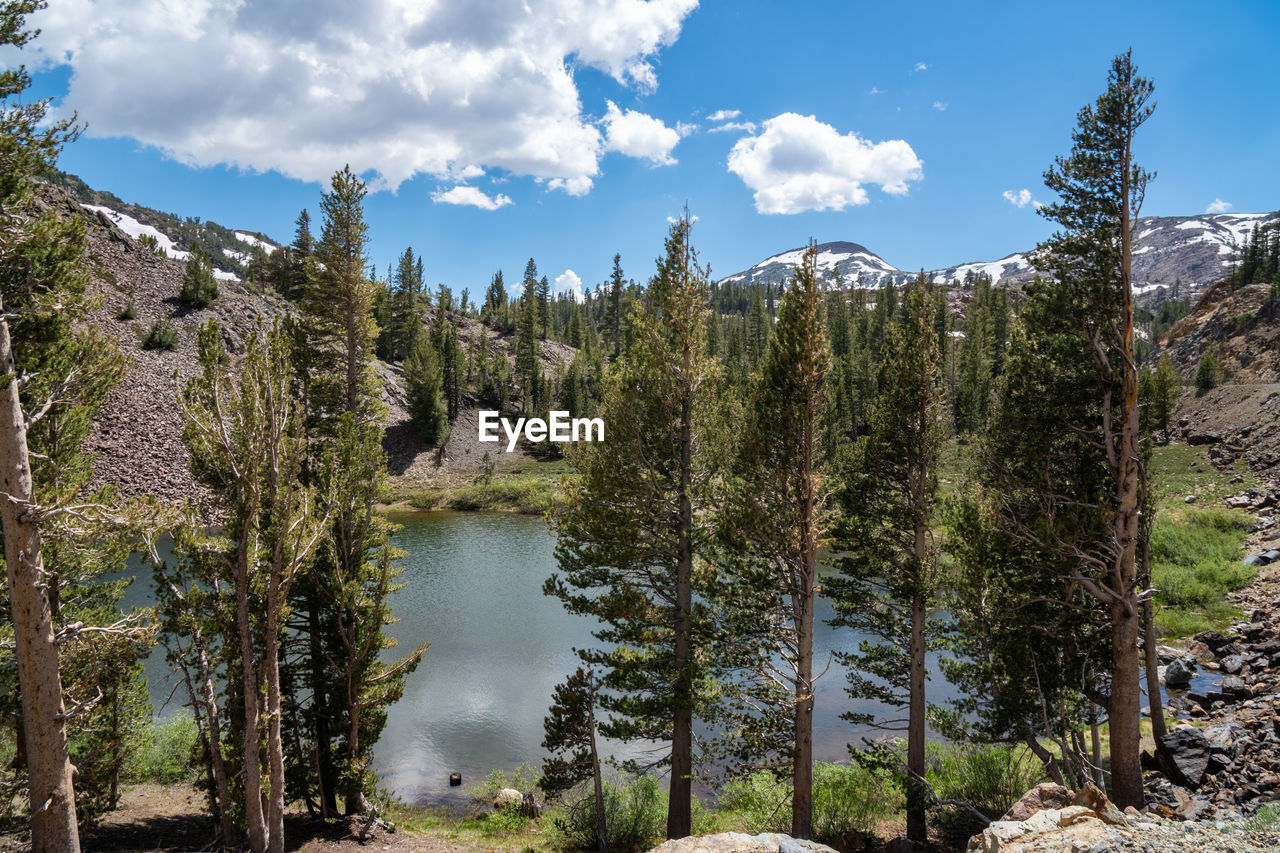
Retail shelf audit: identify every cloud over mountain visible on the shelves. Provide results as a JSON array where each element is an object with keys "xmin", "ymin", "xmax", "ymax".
[
  {"xmin": 25, "ymin": 0, "xmax": 698, "ymax": 194},
  {"xmin": 726, "ymin": 113, "xmax": 922, "ymax": 214}
]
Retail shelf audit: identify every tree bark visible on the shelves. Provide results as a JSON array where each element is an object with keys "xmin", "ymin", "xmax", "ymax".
[
  {"xmin": 196, "ymin": 640, "xmax": 237, "ymax": 846},
  {"xmin": 906, "ymin": 591, "xmax": 928, "ymax": 844},
  {"xmin": 234, "ymin": 527, "xmax": 268, "ymax": 853},
  {"xmin": 667, "ymin": 332, "xmax": 694, "ymax": 842},
  {"xmin": 265, "ymin": 572, "xmax": 286, "ymax": 853},
  {"xmin": 0, "ymin": 309, "xmax": 81, "ymax": 853}
]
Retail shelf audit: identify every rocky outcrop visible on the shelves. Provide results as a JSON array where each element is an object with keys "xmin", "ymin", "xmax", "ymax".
[
  {"xmin": 971, "ymin": 783, "xmax": 1280, "ymax": 853},
  {"xmin": 647, "ymin": 833, "xmax": 839, "ymax": 853}
]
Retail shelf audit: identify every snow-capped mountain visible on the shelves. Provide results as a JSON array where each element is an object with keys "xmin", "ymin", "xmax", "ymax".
[
  {"xmin": 721, "ymin": 212, "xmax": 1278, "ymax": 291},
  {"xmin": 719, "ymin": 241, "xmax": 900, "ymax": 287}
]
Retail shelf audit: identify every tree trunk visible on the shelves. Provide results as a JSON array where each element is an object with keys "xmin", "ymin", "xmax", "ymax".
[
  {"xmin": 906, "ymin": 592, "xmax": 928, "ymax": 845},
  {"xmin": 197, "ymin": 641, "xmax": 237, "ymax": 846},
  {"xmin": 667, "ymin": 345, "xmax": 694, "ymax": 841},
  {"xmin": 792, "ymin": 386, "xmax": 818, "ymax": 841},
  {"xmin": 265, "ymin": 574, "xmax": 286, "ymax": 853},
  {"xmin": 235, "ymin": 532, "xmax": 268, "ymax": 853},
  {"xmin": 0, "ymin": 310, "xmax": 81, "ymax": 853},
  {"xmin": 1140, "ymin": 536, "xmax": 1167, "ymax": 741},
  {"xmin": 1108, "ymin": 593, "xmax": 1143, "ymax": 808},
  {"xmin": 308, "ymin": 597, "xmax": 336, "ymax": 818},
  {"xmin": 1108, "ymin": 90, "xmax": 1146, "ymax": 812},
  {"xmin": 589, "ymin": 699, "xmax": 607, "ymax": 853}
]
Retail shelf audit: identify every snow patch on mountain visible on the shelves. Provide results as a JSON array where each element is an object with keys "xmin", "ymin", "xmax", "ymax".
[
  {"xmin": 234, "ymin": 231, "xmax": 278, "ymax": 255},
  {"xmin": 82, "ymin": 204, "xmax": 191, "ymax": 260}
]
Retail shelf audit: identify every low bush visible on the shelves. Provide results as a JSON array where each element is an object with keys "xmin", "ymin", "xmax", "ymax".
[
  {"xmin": 141, "ymin": 318, "xmax": 179, "ymax": 351},
  {"xmin": 124, "ymin": 715, "xmax": 200, "ymax": 784},
  {"xmin": 552, "ymin": 774, "xmax": 665, "ymax": 852},
  {"xmin": 926, "ymin": 743, "xmax": 1045, "ymax": 840},
  {"xmin": 717, "ymin": 762, "xmax": 902, "ymax": 842}
]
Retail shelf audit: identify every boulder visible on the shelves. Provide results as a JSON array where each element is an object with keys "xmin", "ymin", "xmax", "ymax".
[
  {"xmin": 647, "ymin": 834, "xmax": 840, "ymax": 853},
  {"xmin": 1157, "ymin": 725, "xmax": 1210, "ymax": 788},
  {"xmin": 1070, "ymin": 783, "xmax": 1129, "ymax": 826},
  {"xmin": 1220, "ymin": 654, "xmax": 1245, "ymax": 674},
  {"xmin": 493, "ymin": 787, "xmax": 523, "ymax": 810},
  {"xmin": 1162, "ymin": 658, "xmax": 1194, "ymax": 686},
  {"xmin": 1001, "ymin": 783, "xmax": 1073, "ymax": 822}
]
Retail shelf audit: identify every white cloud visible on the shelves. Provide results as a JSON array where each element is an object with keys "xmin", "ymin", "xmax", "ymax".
[
  {"xmin": 913, "ymin": 61, "xmax": 928, "ymax": 72},
  {"xmin": 601, "ymin": 100, "xmax": 681, "ymax": 166},
  {"xmin": 21, "ymin": 0, "xmax": 698, "ymax": 194},
  {"xmin": 707, "ymin": 108, "xmax": 740, "ymax": 121},
  {"xmin": 431, "ymin": 185, "xmax": 513, "ymax": 210},
  {"xmin": 1206, "ymin": 198, "xmax": 1233, "ymax": 214},
  {"xmin": 553, "ymin": 269, "xmax": 583, "ymax": 300},
  {"xmin": 707, "ymin": 120, "xmax": 757, "ymax": 134},
  {"xmin": 868, "ymin": 86, "xmax": 885, "ymax": 95},
  {"xmin": 666, "ymin": 213, "xmax": 698, "ymax": 224},
  {"xmin": 726, "ymin": 113, "xmax": 923, "ymax": 215},
  {"xmin": 1002, "ymin": 188, "xmax": 1038, "ymax": 209},
  {"xmin": 932, "ymin": 101, "xmax": 947, "ymax": 111}
]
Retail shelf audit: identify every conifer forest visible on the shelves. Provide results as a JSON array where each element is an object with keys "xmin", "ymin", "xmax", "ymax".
[{"xmin": 4, "ymin": 2, "xmax": 1280, "ymax": 852}]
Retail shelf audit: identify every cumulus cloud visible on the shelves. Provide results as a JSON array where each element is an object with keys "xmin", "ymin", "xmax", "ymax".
[
  {"xmin": 431, "ymin": 186, "xmax": 513, "ymax": 210},
  {"xmin": 1206, "ymin": 198, "xmax": 1233, "ymax": 214},
  {"xmin": 1002, "ymin": 188, "xmax": 1039, "ymax": 208},
  {"xmin": 726, "ymin": 113, "xmax": 923, "ymax": 215},
  {"xmin": 553, "ymin": 269, "xmax": 583, "ymax": 299},
  {"xmin": 601, "ymin": 101, "xmax": 681, "ymax": 165},
  {"xmin": 20, "ymin": 0, "xmax": 698, "ymax": 194},
  {"xmin": 932, "ymin": 101, "xmax": 948, "ymax": 111},
  {"xmin": 913, "ymin": 61, "xmax": 928, "ymax": 72},
  {"xmin": 707, "ymin": 120, "xmax": 757, "ymax": 134},
  {"xmin": 707, "ymin": 108, "xmax": 740, "ymax": 121}
]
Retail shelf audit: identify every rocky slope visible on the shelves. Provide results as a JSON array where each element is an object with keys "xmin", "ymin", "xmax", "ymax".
[
  {"xmin": 34, "ymin": 181, "xmax": 566, "ymax": 512},
  {"xmin": 1161, "ymin": 280, "xmax": 1280, "ymax": 384}
]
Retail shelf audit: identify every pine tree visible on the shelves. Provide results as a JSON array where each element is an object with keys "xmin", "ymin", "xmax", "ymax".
[
  {"xmin": 516, "ymin": 259, "xmax": 541, "ymax": 412},
  {"xmin": 1030, "ymin": 50, "xmax": 1155, "ymax": 809},
  {"xmin": 606, "ymin": 253, "xmax": 624, "ymax": 357},
  {"xmin": 179, "ymin": 243, "xmax": 219, "ymax": 308},
  {"xmin": 404, "ymin": 335, "xmax": 448, "ymax": 444},
  {"xmin": 0, "ymin": 5, "xmax": 108, "ymax": 848},
  {"xmin": 540, "ymin": 668, "xmax": 608, "ymax": 853},
  {"xmin": 387, "ymin": 246, "xmax": 423, "ymax": 361},
  {"xmin": 827, "ymin": 274, "xmax": 944, "ymax": 844},
  {"xmin": 537, "ymin": 273, "xmax": 551, "ymax": 340},
  {"xmin": 180, "ymin": 321, "xmax": 329, "ymax": 853},
  {"xmin": 547, "ymin": 214, "xmax": 720, "ymax": 840},
  {"xmin": 289, "ymin": 167, "xmax": 425, "ymax": 817},
  {"xmin": 717, "ymin": 244, "xmax": 830, "ymax": 838}
]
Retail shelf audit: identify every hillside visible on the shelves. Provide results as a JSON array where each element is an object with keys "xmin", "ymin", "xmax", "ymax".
[
  {"xmin": 40, "ymin": 180, "xmax": 571, "ymax": 510},
  {"xmin": 1160, "ymin": 279, "xmax": 1280, "ymax": 383},
  {"xmin": 721, "ymin": 211, "xmax": 1280, "ymax": 293}
]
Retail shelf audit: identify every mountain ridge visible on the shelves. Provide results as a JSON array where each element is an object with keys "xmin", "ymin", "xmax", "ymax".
[{"xmin": 720, "ymin": 211, "xmax": 1280, "ymax": 293}]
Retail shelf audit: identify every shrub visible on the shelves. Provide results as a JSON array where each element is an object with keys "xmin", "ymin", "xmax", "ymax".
[
  {"xmin": 117, "ymin": 287, "xmax": 137, "ymax": 320},
  {"xmin": 717, "ymin": 762, "xmax": 903, "ymax": 843},
  {"xmin": 1194, "ymin": 344, "xmax": 1219, "ymax": 389},
  {"xmin": 926, "ymin": 743, "xmax": 1045, "ymax": 841},
  {"xmin": 124, "ymin": 715, "xmax": 200, "ymax": 784},
  {"xmin": 142, "ymin": 318, "xmax": 179, "ymax": 351},
  {"xmin": 553, "ymin": 774, "xmax": 665, "ymax": 851}
]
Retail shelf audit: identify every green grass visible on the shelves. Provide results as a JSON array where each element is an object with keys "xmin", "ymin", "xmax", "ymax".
[
  {"xmin": 1148, "ymin": 444, "xmax": 1257, "ymax": 637},
  {"xmin": 406, "ymin": 473, "xmax": 559, "ymax": 514}
]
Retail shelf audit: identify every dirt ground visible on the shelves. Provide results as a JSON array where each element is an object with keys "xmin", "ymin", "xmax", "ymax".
[{"xmin": 0, "ymin": 784, "xmax": 505, "ymax": 853}]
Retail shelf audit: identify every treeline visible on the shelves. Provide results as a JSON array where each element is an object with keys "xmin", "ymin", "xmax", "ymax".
[{"xmin": 540, "ymin": 51, "xmax": 1172, "ymax": 850}]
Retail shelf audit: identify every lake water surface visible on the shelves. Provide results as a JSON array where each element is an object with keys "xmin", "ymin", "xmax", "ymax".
[{"xmin": 127, "ymin": 511, "xmax": 963, "ymax": 806}]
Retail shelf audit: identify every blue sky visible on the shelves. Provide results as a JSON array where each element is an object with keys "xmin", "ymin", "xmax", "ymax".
[{"xmin": 13, "ymin": 0, "xmax": 1280, "ymax": 297}]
